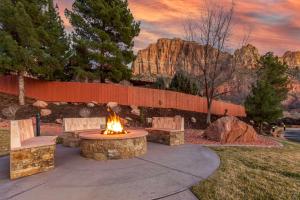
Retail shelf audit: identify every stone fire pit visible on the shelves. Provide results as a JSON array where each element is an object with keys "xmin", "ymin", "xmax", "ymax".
[{"xmin": 79, "ymin": 129, "xmax": 148, "ymax": 160}]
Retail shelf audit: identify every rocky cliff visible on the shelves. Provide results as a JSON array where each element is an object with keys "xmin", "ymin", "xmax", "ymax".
[
  {"xmin": 233, "ymin": 44, "xmax": 260, "ymax": 69},
  {"xmin": 132, "ymin": 38, "xmax": 231, "ymax": 82},
  {"xmin": 132, "ymin": 38, "xmax": 300, "ymax": 82},
  {"xmin": 282, "ymin": 51, "xmax": 300, "ymax": 68}
]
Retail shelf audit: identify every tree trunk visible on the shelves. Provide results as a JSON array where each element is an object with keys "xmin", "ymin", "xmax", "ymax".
[
  {"xmin": 206, "ymin": 101, "xmax": 212, "ymax": 125},
  {"xmin": 259, "ymin": 123, "xmax": 263, "ymax": 134},
  {"xmin": 18, "ymin": 71, "xmax": 25, "ymax": 106}
]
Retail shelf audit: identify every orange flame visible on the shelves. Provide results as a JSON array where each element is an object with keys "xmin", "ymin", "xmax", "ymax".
[{"xmin": 103, "ymin": 111, "xmax": 127, "ymax": 135}]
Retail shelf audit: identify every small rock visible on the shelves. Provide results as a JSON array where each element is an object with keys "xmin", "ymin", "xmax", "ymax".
[
  {"xmin": 107, "ymin": 102, "xmax": 121, "ymax": 113},
  {"xmin": 112, "ymin": 106, "xmax": 121, "ymax": 114},
  {"xmin": 107, "ymin": 102, "xmax": 118, "ymax": 108},
  {"xmin": 73, "ymin": 102, "xmax": 79, "ymax": 106},
  {"xmin": 53, "ymin": 102, "xmax": 61, "ymax": 106},
  {"xmin": 40, "ymin": 109, "xmax": 52, "ymax": 117},
  {"xmin": 130, "ymin": 105, "xmax": 138, "ymax": 110},
  {"xmin": 131, "ymin": 108, "xmax": 141, "ymax": 116},
  {"xmin": 263, "ymin": 122, "xmax": 269, "ymax": 126},
  {"xmin": 250, "ymin": 120, "xmax": 255, "ymax": 125},
  {"xmin": 79, "ymin": 108, "xmax": 91, "ymax": 118},
  {"xmin": 60, "ymin": 102, "xmax": 68, "ymax": 105},
  {"xmin": 91, "ymin": 101, "xmax": 98, "ymax": 105},
  {"xmin": 87, "ymin": 103, "xmax": 95, "ymax": 108},
  {"xmin": 33, "ymin": 100, "xmax": 48, "ymax": 108},
  {"xmin": 1, "ymin": 105, "xmax": 19, "ymax": 119},
  {"xmin": 105, "ymin": 79, "xmax": 114, "ymax": 84},
  {"xmin": 146, "ymin": 118, "xmax": 153, "ymax": 124},
  {"xmin": 55, "ymin": 119, "xmax": 63, "ymax": 124},
  {"xmin": 191, "ymin": 117, "xmax": 197, "ymax": 123},
  {"xmin": 125, "ymin": 117, "xmax": 133, "ymax": 121},
  {"xmin": 119, "ymin": 80, "xmax": 133, "ymax": 86}
]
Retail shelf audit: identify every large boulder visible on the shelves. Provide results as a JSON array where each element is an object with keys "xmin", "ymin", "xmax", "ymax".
[{"xmin": 204, "ymin": 116, "xmax": 257, "ymax": 143}]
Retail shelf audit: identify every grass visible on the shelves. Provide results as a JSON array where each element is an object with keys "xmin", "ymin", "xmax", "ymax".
[
  {"xmin": 192, "ymin": 140, "xmax": 300, "ymax": 200},
  {"xmin": 0, "ymin": 129, "xmax": 10, "ymax": 157}
]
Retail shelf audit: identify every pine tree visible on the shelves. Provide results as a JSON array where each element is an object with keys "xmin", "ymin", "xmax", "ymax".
[
  {"xmin": 0, "ymin": 0, "xmax": 70, "ymax": 105},
  {"xmin": 65, "ymin": 0, "xmax": 140, "ymax": 83},
  {"xmin": 35, "ymin": 2, "xmax": 72, "ymax": 81},
  {"xmin": 170, "ymin": 71, "xmax": 199, "ymax": 95},
  {"xmin": 245, "ymin": 80, "xmax": 282, "ymax": 133},
  {"xmin": 257, "ymin": 52, "xmax": 289, "ymax": 102},
  {"xmin": 245, "ymin": 53, "xmax": 289, "ymax": 133}
]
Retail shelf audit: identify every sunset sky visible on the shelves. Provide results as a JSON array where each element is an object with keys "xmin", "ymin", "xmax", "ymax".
[{"xmin": 55, "ymin": 0, "xmax": 300, "ymax": 55}]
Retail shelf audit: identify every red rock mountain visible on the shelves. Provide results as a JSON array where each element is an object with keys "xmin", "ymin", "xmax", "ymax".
[
  {"xmin": 132, "ymin": 38, "xmax": 300, "ymax": 117},
  {"xmin": 132, "ymin": 38, "xmax": 300, "ymax": 81}
]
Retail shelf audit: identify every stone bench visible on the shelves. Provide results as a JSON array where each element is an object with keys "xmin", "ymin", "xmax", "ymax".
[
  {"xmin": 62, "ymin": 117, "xmax": 106, "ymax": 147},
  {"xmin": 146, "ymin": 116, "xmax": 185, "ymax": 146},
  {"xmin": 10, "ymin": 119, "xmax": 57, "ymax": 179}
]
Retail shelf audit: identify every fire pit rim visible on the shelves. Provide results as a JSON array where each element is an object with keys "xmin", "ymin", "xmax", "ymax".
[{"xmin": 79, "ymin": 129, "xmax": 148, "ymax": 140}]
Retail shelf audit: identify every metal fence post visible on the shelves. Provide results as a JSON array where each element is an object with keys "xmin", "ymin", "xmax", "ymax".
[{"xmin": 36, "ymin": 113, "xmax": 40, "ymax": 137}]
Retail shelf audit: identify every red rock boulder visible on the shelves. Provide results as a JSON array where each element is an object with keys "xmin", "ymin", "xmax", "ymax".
[{"xmin": 204, "ymin": 116, "xmax": 257, "ymax": 143}]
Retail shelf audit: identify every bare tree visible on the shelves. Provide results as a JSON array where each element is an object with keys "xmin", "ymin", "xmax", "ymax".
[{"xmin": 184, "ymin": 0, "xmax": 249, "ymax": 124}]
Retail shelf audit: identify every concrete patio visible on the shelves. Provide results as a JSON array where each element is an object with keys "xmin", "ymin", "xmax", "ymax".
[{"xmin": 0, "ymin": 143, "xmax": 220, "ymax": 200}]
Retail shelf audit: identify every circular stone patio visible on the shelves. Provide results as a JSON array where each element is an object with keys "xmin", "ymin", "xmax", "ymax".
[{"xmin": 0, "ymin": 143, "xmax": 219, "ymax": 200}]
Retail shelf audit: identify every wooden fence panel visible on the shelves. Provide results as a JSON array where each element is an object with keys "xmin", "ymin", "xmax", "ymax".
[{"xmin": 0, "ymin": 75, "xmax": 246, "ymax": 117}]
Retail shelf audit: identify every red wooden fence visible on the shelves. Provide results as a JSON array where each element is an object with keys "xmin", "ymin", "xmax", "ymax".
[{"xmin": 0, "ymin": 75, "xmax": 246, "ymax": 117}]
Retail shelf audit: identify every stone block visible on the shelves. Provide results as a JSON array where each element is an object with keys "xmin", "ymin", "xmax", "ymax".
[
  {"xmin": 146, "ymin": 130, "xmax": 184, "ymax": 146},
  {"xmin": 62, "ymin": 132, "xmax": 81, "ymax": 148},
  {"xmin": 0, "ymin": 130, "xmax": 10, "ymax": 156},
  {"xmin": 10, "ymin": 145, "xmax": 55, "ymax": 179}
]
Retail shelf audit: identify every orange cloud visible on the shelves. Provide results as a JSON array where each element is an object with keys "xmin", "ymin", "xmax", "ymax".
[{"xmin": 55, "ymin": 0, "xmax": 300, "ymax": 55}]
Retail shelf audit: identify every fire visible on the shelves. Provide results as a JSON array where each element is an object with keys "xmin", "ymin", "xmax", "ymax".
[{"xmin": 102, "ymin": 110, "xmax": 127, "ymax": 135}]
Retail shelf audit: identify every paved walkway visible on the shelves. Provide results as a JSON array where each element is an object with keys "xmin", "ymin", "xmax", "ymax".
[
  {"xmin": 0, "ymin": 143, "xmax": 220, "ymax": 200},
  {"xmin": 285, "ymin": 128, "xmax": 300, "ymax": 143}
]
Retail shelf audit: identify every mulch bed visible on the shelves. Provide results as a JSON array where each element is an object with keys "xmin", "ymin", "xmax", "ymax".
[
  {"xmin": 185, "ymin": 129, "xmax": 282, "ymax": 147},
  {"xmin": 0, "ymin": 92, "xmax": 223, "ymax": 130}
]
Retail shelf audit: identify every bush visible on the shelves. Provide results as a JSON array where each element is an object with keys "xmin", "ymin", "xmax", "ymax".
[
  {"xmin": 154, "ymin": 77, "xmax": 169, "ymax": 90},
  {"xmin": 169, "ymin": 71, "xmax": 199, "ymax": 95}
]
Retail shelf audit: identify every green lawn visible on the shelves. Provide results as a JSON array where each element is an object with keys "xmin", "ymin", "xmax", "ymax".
[{"xmin": 192, "ymin": 140, "xmax": 300, "ymax": 200}]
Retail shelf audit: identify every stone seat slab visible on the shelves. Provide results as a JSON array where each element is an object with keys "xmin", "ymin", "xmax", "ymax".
[
  {"xmin": 12, "ymin": 136, "xmax": 57, "ymax": 151},
  {"xmin": 146, "ymin": 116, "xmax": 185, "ymax": 146},
  {"xmin": 10, "ymin": 119, "xmax": 57, "ymax": 179},
  {"xmin": 62, "ymin": 118, "xmax": 106, "ymax": 148}
]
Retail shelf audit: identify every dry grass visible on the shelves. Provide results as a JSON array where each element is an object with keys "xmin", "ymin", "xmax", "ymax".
[{"xmin": 192, "ymin": 140, "xmax": 300, "ymax": 200}]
